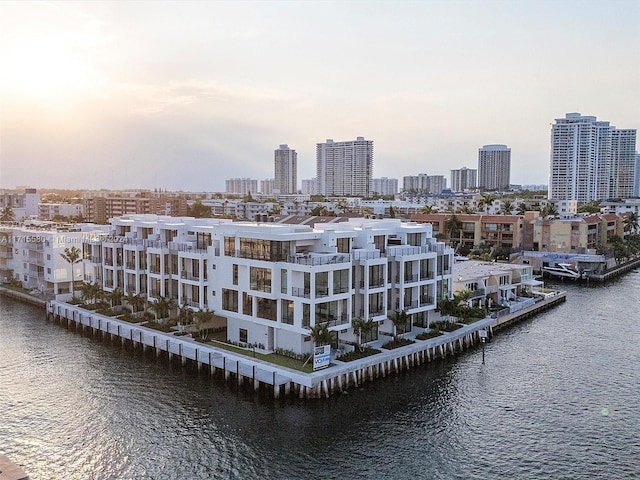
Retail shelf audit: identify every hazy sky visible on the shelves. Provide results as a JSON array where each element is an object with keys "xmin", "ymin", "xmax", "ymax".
[{"xmin": 1, "ymin": 1, "xmax": 638, "ymax": 192}]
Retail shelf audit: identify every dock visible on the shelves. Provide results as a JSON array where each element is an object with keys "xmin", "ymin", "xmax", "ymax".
[
  {"xmin": 0, "ymin": 454, "xmax": 29, "ymax": 480},
  {"xmin": 45, "ymin": 291, "xmax": 566, "ymax": 400}
]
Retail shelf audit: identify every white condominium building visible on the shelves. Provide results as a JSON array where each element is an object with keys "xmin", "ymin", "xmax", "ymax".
[
  {"xmin": 316, "ymin": 137, "xmax": 373, "ymax": 197},
  {"xmin": 274, "ymin": 144, "xmax": 297, "ymax": 195},
  {"xmin": 550, "ymin": 113, "xmax": 637, "ymax": 202},
  {"xmin": 478, "ymin": 144, "xmax": 511, "ymax": 191},
  {"xmin": 450, "ymin": 167, "xmax": 477, "ymax": 192},
  {"xmin": 86, "ymin": 215, "xmax": 453, "ymax": 356}
]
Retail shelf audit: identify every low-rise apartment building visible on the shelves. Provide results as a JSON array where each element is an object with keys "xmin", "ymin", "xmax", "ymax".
[{"xmin": 85, "ymin": 215, "xmax": 454, "ymax": 356}]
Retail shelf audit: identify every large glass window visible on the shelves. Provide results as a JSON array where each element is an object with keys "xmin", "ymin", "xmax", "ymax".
[
  {"xmin": 250, "ymin": 267, "xmax": 272, "ymax": 293},
  {"xmin": 222, "ymin": 288, "xmax": 238, "ymax": 312},
  {"xmin": 316, "ymin": 271, "xmax": 329, "ymax": 297},
  {"xmin": 281, "ymin": 269, "xmax": 287, "ymax": 294},
  {"xmin": 302, "ymin": 303, "xmax": 310, "ymax": 328},
  {"xmin": 243, "ymin": 292, "xmax": 253, "ymax": 315},
  {"xmin": 369, "ymin": 264, "xmax": 385, "ymax": 288},
  {"xmin": 239, "ymin": 238, "xmax": 291, "ymax": 261},
  {"xmin": 257, "ymin": 297, "xmax": 277, "ymax": 321},
  {"xmin": 224, "ymin": 236, "xmax": 235, "ymax": 256},
  {"xmin": 333, "ymin": 269, "xmax": 349, "ymax": 294},
  {"xmin": 232, "ymin": 264, "xmax": 238, "ymax": 285},
  {"xmin": 196, "ymin": 232, "xmax": 212, "ymax": 250},
  {"xmin": 281, "ymin": 299, "xmax": 294, "ymax": 325},
  {"xmin": 336, "ymin": 237, "xmax": 350, "ymax": 253}
]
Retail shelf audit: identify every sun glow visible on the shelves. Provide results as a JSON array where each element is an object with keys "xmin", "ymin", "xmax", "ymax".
[{"xmin": 2, "ymin": 41, "xmax": 102, "ymax": 104}]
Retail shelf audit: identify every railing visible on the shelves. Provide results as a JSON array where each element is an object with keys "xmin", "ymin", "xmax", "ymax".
[
  {"xmin": 387, "ymin": 245, "xmax": 431, "ymax": 257},
  {"xmin": 145, "ymin": 240, "xmax": 168, "ymax": 249},
  {"xmin": 469, "ymin": 288, "xmax": 486, "ymax": 299},
  {"xmin": 352, "ymin": 250, "xmax": 384, "ymax": 261},
  {"xmin": 126, "ymin": 262, "xmax": 136, "ymax": 270},
  {"xmin": 319, "ymin": 316, "xmax": 349, "ymax": 328},
  {"xmin": 169, "ymin": 242, "xmax": 208, "ymax": 254},
  {"xmin": 149, "ymin": 266, "xmax": 161, "ymax": 274},
  {"xmin": 291, "ymin": 287, "xmax": 310, "ymax": 298},
  {"xmin": 285, "ymin": 253, "xmax": 351, "ymax": 266},
  {"xmin": 404, "ymin": 274, "xmax": 419, "ymax": 283},
  {"xmin": 315, "ymin": 287, "xmax": 329, "ymax": 298}
]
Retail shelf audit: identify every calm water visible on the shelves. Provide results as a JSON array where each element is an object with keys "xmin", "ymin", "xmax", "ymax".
[{"xmin": 1, "ymin": 272, "xmax": 640, "ymax": 480}]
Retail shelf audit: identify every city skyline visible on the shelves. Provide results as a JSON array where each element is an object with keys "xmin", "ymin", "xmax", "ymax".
[{"xmin": 1, "ymin": 1, "xmax": 638, "ymax": 192}]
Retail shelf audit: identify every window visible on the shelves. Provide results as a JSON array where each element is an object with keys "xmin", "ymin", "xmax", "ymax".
[
  {"xmin": 333, "ymin": 269, "xmax": 349, "ymax": 294},
  {"xmin": 243, "ymin": 292, "xmax": 253, "ymax": 315},
  {"xmin": 281, "ymin": 269, "xmax": 287, "ymax": 294},
  {"xmin": 316, "ymin": 271, "xmax": 329, "ymax": 297},
  {"xmin": 257, "ymin": 297, "xmax": 277, "ymax": 321},
  {"xmin": 250, "ymin": 267, "xmax": 272, "ymax": 292},
  {"xmin": 239, "ymin": 328, "xmax": 248, "ymax": 343},
  {"xmin": 281, "ymin": 299, "xmax": 294, "ymax": 325},
  {"xmin": 302, "ymin": 303, "xmax": 310, "ymax": 328},
  {"xmin": 224, "ymin": 236, "xmax": 235, "ymax": 256},
  {"xmin": 222, "ymin": 288, "xmax": 238, "ymax": 312},
  {"xmin": 232, "ymin": 264, "xmax": 238, "ymax": 285},
  {"xmin": 336, "ymin": 237, "xmax": 350, "ymax": 253}
]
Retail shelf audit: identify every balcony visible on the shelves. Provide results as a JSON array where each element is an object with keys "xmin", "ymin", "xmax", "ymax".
[
  {"xmin": 387, "ymin": 245, "xmax": 431, "ymax": 258},
  {"xmin": 291, "ymin": 287, "xmax": 310, "ymax": 298},
  {"xmin": 286, "ymin": 253, "xmax": 351, "ymax": 266},
  {"xmin": 319, "ymin": 316, "xmax": 349, "ymax": 328},
  {"xmin": 352, "ymin": 250, "xmax": 384, "ymax": 261},
  {"xmin": 404, "ymin": 274, "xmax": 419, "ymax": 284}
]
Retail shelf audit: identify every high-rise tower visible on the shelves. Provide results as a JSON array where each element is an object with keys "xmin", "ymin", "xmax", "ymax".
[
  {"xmin": 478, "ymin": 144, "xmax": 511, "ymax": 191},
  {"xmin": 316, "ymin": 137, "xmax": 373, "ymax": 197},
  {"xmin": 274, "ymin": 144, "xmax": 297, "ymax": 195}
]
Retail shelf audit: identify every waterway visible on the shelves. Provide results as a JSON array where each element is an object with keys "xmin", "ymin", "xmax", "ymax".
[{"xmin": 1, "ymin": 272, "xmax": 639, "ymax": 479}]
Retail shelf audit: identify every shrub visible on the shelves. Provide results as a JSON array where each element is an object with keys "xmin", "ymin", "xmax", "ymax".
[
  {"xmin": 416, "ymin": 330, "xmax": 443, "ymax": 340},
  {"xmin": 381, "ymin": 338, "xmax": 415, "ymax": 350},
  {"xmin": 337, "ymin": 347, "xmax": 381, "ymax": 362}
]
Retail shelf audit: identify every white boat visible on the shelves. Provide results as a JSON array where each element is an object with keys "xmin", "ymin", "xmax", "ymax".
[{"xmin": 542, "ymin": 263, "xmax": 581, "ymax": 279}]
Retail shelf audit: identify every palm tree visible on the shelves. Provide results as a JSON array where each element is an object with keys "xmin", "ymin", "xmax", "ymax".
[
  {"xmin": 60, "ymin": 246, "xmax": 82, "ymax": 297},
  {"xmin": 80, "ymin": 281, "xmax": 103, "ymax": 305},
  {"xmin": 516, "ymin": 202, "xmax": 527, "ymax": 216},
  {"xmin": 360, "ymin": 206, "xmax": 373, "ymax": 218},
  {"xmin": 420, "ymin": 205, "xmax": 435, "ymax": 214},
  {"xmin": 389, "ymin": 310, "xmax": 409, "ymax": 339},
  {"xmin": 501, "ymin": 200, "xmax": 514, "ymax": 215},
  {"xmin": 351, "ymin": 317, "xmax": 367, "ymax": 352},
  {"xmin": 623, "ymin": 212, "xmax": 639, "ymax": 236},
  {"xmin": 478, "ymin": 194, "xmax": 496, "ymax": 214},
  {"xmin": 445, "ymin": 214, "xmax": 463, "ymax": 246},
  {"xmin": 309, "ymin": 322, "xmax": 332, "ymax": 347},
  {"xmin": 149, "ymin": 296, "xmax": 176, "ymax": 322},
  {"xmin": 177, "ymin": 304, "xmax": 194, "ymax": 326},
  {"xmin": 125, "ymin": 292, "xmax": 146, "ymax": 313},
  {"xmin": 0, "ymin": 206, "xmax": 15, "ymax": 222},
  {"xmin": 107, "ymin": 287, "xmax": 123, "ymax": 308}
]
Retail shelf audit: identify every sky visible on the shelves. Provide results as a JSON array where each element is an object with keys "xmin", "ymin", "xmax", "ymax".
[{"xmin": 0, "ymin": 0, "xmax": 638, "ymax": 193}]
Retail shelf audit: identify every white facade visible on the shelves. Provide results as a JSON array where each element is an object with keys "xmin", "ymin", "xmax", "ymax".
[
  {"xmin": 370, "ymin": 177, "xmax": 398, "ymax": 196},
  {"xmin": 225, "ymin": 178, "xmax": 258, "ymax": 196},
  {"xmin": 550, "ymin": 113, "xmax": 637, "ymax": 202},
  {"xmin": 274, "ymin": 144, "xmax": 297, "ymax": 195},
  {"xmin": 260, "ymin": 179, "xmax": 275, "ymax": 195},
  {"xmin": 478, "ymin": 144, "xmax": 511, "ymax": 191},
  {"xmin": 86, "ymin": 215, "xmax": 453, "ymax": 355},
  {"xmin": 450, "ymin": 167, "xmax": 477, "ymax": 192},
  {"xmin": 39, "ymin": 203, "xmax": 84, "ymax": 220},
  {"xmin": 316, "ymin": 137, "xmax": 373, "ymax": 197}
]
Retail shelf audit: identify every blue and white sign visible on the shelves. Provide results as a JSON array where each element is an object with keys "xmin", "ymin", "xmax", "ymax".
[{"xmin": 313, "ymin": 345, "xmax": 331, "ymax": 370}]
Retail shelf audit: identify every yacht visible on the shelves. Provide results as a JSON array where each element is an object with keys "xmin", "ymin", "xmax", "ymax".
[{"xmin": 542, "ymin": 263, "xmax": 581, "ymax": 280}]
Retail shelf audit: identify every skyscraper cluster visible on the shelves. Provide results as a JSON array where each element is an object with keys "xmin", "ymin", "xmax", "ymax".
[{"xmin": 549, "ymin": 113, "xmax": 637, "ymax": 203}]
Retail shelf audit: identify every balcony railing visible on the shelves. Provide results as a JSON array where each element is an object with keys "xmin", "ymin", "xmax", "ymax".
[
  {"xmin": 319, "ymin": 316, "xmax": 349, "ymax": 328},
  {"xmin": 404, "ymin": 274, "xmax": 419, "ymax": 284},
  {"xmin": 285, "ymin": 253, "xmax": 351, "ymax": 266},
  {"xmin": 291, "ymin": 287, "xmax": 310, "ymax": 298},
  {"xmin": 352, "ymin": 250, "xmax": 384, "ymax": 261}
]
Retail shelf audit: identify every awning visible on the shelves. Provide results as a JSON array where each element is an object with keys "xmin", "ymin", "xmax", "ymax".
[{"xmin": 522, "ymin": 279, "xmax": 544, "ymax": 286}]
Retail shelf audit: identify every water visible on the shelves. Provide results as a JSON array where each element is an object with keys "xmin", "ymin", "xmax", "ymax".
[{"xmin": 1, "ymin": 272, "xmax": 640, "ymax": 480}]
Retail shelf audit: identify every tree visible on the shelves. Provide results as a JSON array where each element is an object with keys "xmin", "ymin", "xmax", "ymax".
[
  {"xmin": 501, "ymin": 200, "xmax": 514, "ymax": 215},
  {"xmin": 623, "ymin": 212, "xmax": 639, "ymax": 236},
  {"xmin": 149, "ymin": 296, "xmax": 176, "ymax": 321},
  {"xmin": 189, "ymin": 200, "xmax": 213, "ymax": 218},
  {"xmin": 360, "ymin": 206, "xmax": 373, "ymax": 218},
  {"xmin": 310, "ymin": 205, "xmax": 331, "ymax": 216},
  {"xmin": 125, "ymin": 292, "xmax": 146, "ymax": 313},
  {"xmin": 420, "ymin": 205, "xmax": 436, "ymax": 214},
  {"xmin": 60, "ymin": 246, "xmax": 82, "ymax": 297},
  {"xmin": 478, "ymin": 194, "xmax": 496, "ymax": 214},
  {"xmin": 309, "ymin": 322, "xmax": 332, "ymax": 347},
  {"xmin": 351, "ymin": 317, "xmax": 372, "ymax": 352},
  {"xmin": 516, "ymin": 202, "xmax": 527, "ymax": 216},
  {"xmin": 389, "ymin": 310, "xmax": 410, "ymax": 339},
  {"xmin": 445, "ymin": 214, "xmax": 462, "ymax": 246},
  {"xmin": 107, "ymin": 287, "xmax": 123, "ymax": 308},
  {"xmin": 80, "ymin": 281, "xmax": 103, "ymax": 305},
  {"xmin": 0, "ymin": 206, "xmax": 15, "ymax": 222},
  {"xmin": 540, "ymin": 203, "xmax": 559, "ymax": 218}
]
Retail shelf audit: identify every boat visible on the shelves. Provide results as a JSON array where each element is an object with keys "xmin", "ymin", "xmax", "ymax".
[{"xmin": 542, "ymin": 263, "xmax": 581, "ymax": 280}]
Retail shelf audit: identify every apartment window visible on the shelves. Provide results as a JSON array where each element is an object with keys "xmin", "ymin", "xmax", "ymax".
[
  {"xmin": 257, "ymin": 297, "xmax": 277, "ymax": 321},
  {"xmin": 250, "ymin": 267, "xmax": 272, "ymax": 293},
  {"xmin": 239, "ymin": 328, "xmax": 248, "ymax": 344},
  {"xmin": 374, "ymin": 235, "xmax": 386, "ymax": 254},
  {"xmin": 196, "ymin": 232, "xmax": 212, "ymax": 250},
  {"xmin": 406, "ymin": 233, "xmax": 421, "ymax": 246},
  {"xmin": 224, "ymin": 236, "xmax": 235, "ymax": 256},
  {"xmin": 281, "ymin": 269, "xmax": 287, "ymax": 294},
  {"xmin": 302, "ymin": 303, "xmax": 310, "ymax": 328},
  {"xmin": 333, "ymin": 269, "xmax": 349, "ymax": 294},
  {"xmin": 222, "ymin": 288, "xmax": 238, "ymax": 312},
  {"xmin": 232, "ymin": 264, "xmax": 238, "ymax": 285},
  {"xmin": 316, "ymin": 271, "xmax": 329, "ymax": 297},
  {"xmin": 281, "ymin": 299, "xmax": 294, "ymax": 325},
  {"xmin": 336, "ymin": 237, "xmax": 350, "ymax": 253},
  {"xmin": 369, "ymin": 292, "xmax": 384, "ymax": 316},
  {"xmin": 369, "ymin": 264, "xmax": 384, "ymax": 287},
  {"xmin": 243, "ymin": 292, "xmax": 253, "ymax": 316}
]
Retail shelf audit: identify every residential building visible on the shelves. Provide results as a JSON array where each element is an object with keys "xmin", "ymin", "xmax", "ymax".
[
  {"xmin": 85, "ymin": 215, "xmax": 453, "ymax": 356},
  {"xmin": 549, "ymin": 113, "xmax": 637, "ymax": 202},
  {"xmin": 450, "ymin": 167, "xmax": 477, "ymax": 192},
  {"xmin": 478, "ymin": 144, "xmax": 511, "ymax": 191},
  {"xmin": 301, "ymin": 179, "xmax": 317, "ymax": 196},
  {"xmin": 402, "ymin": 174, "xmax": 446, "ymax": 195},
  {"xmin": 370, "ymin": 177, "xmax": 398, "ymax": 196},
  {"xmin": 39, "ymin": 203, "xmax": 84, "ymax": 220},
  {"xmin": 260, "ymin": 179, "xmax": 275, "ymax": 196},
  {"xmin": 83, "ymin": 195, "xmax": 188, "ymax": 224},
  {"xmin": 225, "ymin": 178, "xmax": 258, "ymax": 196},
  {"xmin": 530, "ymin": 213, "xmax": 623, "ymax": 253},
  {"xmin": 0, "ymin": 188, "xmax": 41, "ymax": 220},
  {"xmin": 316, "ymin": 137, "xmax": 373, "ymax": 197},
  {"xmin": 274, "ymin": 144, "xmax": 297, "ymax": 195}
]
